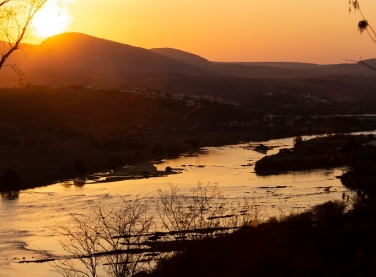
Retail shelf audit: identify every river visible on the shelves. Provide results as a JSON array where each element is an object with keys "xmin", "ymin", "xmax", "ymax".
[{"xmin": 0, "ymin": 132, "xmax": 372, "ymax": 277}]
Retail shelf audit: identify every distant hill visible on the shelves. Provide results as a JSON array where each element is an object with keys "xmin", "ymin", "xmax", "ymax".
[
  {"xmin": 1, "ymin": 33, "xmax": 212, "ymax": 87},
  {"xmin": 150, "ymin": 48, "xmax": 215, "ymax": 73},
  {"xmin": 1, "ymin": 32, "xmax": 376, "ymax": 104},
  {"xmin": 246, "ymin": 62, "xmax": 321, "ymax": 69},
  {"xmin": 213, "ymin": 60, "xmax": 376, "ymax": 79}
]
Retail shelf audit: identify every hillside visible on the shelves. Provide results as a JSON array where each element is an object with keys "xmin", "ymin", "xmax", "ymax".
[
  {"xmin": 0, "ymin": 87, "xmax": 243, "ymax": 140},
  {"xmin": 0, "ymin": 33, "xmax": 209, "ymax": 87},
  {"xmin": 0, "ymin": 86, "xmax": 246, "ymax": 188},
  {"xmin": 150, "ymin": 47, "xmax": 215, "ymax": 73},
  {"xmin": 1, "ymin": 32, "xmax": 376, "ymax": 105}
]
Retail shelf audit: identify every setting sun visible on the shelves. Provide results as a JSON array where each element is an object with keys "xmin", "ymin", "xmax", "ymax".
[
  {"xmin": 32, "ymin": 0, "xmax": 72, "ymax": 39},
  {"xmin": 3, "ymin": 1, "xmax": 376, "ymax": 277}
]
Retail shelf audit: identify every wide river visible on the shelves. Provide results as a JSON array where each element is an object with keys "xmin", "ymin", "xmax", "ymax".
[{"xmin": 1, "ymin": 132, "xmax": 373, "ymax": 277}]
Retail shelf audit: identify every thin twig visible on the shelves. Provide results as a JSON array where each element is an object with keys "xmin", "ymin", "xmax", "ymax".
[{"xmin": 346, "ymin": 58, "xmax": 376, "ymax": 71}]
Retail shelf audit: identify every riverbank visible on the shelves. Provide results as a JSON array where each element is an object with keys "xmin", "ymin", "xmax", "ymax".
[
  {"xmin": 2, "ymin": 87, "xmax": 376, "ymax": 192},
  {"xmin": 146, "ymin": 200, "xmax": 376, "ymax": 277},
  {"xmin": 2, "ymin": 127, "xmax": 376, "ymax": 193},
  {"xmin": 1, "ymin": 131, "xmax": 353, "ymax": 276},
  {"xmin": 0, "ymin": 131, "xmax": 264, "ymax": 192},
  {"xmin": 254, "ymin": 133, "xmax": 376, "ymax": 175}
]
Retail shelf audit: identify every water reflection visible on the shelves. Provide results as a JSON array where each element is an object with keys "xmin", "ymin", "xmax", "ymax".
[
  {"xmin": 1, "ymin": 131, "xmax": 375, "ymax": 277},
  {"xmin": 60, "ymin": 181, "xmax": 86, "ymax": 188},
  {"xmin": 61, "ymin": 179, "xmax": 86, "ymax": 188},
  {"xmin": 61, "ymin": 181, "xmax": 73, "ymax": 188},
  {"xmin": 1, "ymin": 191, "xmax": 20, "ymax": 200},
  {"xmin": 74, "ymin": 178, "xmax": 86, "ymax": 187},
  {"xmin": 257, "ymin": 168, "xmax": 336, "ymax": 178}
]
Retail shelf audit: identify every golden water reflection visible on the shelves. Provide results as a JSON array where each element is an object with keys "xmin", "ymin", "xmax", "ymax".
[
  {"xmin": 2, "ymin": 131, "xmax": 375, "ymax": 277},
  {"xmin": 1, "ymin": 191, "xmax": 20, "ymax": 200}
]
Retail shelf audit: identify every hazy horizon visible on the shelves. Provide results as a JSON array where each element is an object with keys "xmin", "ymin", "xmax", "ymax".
[
  {"xmin": 23, "ymin": 0, "xmax": 376, "ymax": 65},
  {"xmin": 22, "ymin": 31, "xmax": 371, "ymax": 66}
]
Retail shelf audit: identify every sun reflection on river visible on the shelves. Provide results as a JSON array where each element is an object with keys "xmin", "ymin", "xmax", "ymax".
[{"xmin": 0, "ymin": 131, "xmax": 374, "ymax": 277}]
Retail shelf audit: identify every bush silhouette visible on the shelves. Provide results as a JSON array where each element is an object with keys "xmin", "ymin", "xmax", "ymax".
[
  {"xmin": 108, "ymin": 156, "xmax": 123, "ymax": 170},
  {"xmin": 73, "ymin": 159, "xmax": 86, "ymax": 177},
  {"xmin": 0, "ymin": 169, "xmax": 20, "ymax": 190}
]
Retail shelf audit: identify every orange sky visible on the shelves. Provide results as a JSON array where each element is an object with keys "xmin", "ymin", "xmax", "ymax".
[{"xmin": 33, "ymin": 0, "xmax": 376, "ymax": 64}]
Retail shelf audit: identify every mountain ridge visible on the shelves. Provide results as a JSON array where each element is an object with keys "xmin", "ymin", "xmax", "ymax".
[{"xmin": 1, "ymin": 32, "xmax": 376, "ymax": 104}]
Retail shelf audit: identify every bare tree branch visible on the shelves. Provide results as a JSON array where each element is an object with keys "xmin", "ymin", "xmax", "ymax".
[
  {"xmin": 350, "ymin": 0, "xmax": 376, "ymax": 42},
  {"xmin": 346, "ymin": 58, "xmax": 376, "ymax": 71},
  {"xmin": 348, "ymin": 1, "xmax": 376, "ymax": 70},
  {"xmin": 53, "ymin": 187, "xmax": 264, "ymax": 277},
  {"xmin": 0, "ymin": 1, "xmax": 11, "ymax": 8},
  {"xmin": 53, "ymin": 197, "xmax": 154, "ymax": 277},
  {"xmin": 0, "ymin": 0, "xmax": 48, "ymax": 69}
]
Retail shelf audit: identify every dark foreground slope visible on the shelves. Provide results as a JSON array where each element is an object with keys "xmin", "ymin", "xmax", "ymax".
[
  {"xmin": 147, "ymin": 201, "xmax": 376, "ymax": 277},
  {"xmin": 147, "ymin": 133, "xmax": 376, "ymax": 277}
]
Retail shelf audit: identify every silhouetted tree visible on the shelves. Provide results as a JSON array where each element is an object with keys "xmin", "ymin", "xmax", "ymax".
[
  {"xmin": 349, "ymin": 1, "xmax": 374, "ymax": 39},
  {"xmin": 61, "ymin": 164, "xmax": 73, "ymax": 176},
  {"xmin": 349, "ymin": 1, "xmax": 376, "ymax": 69},
  {"xmin": 0, "ymin": 169, "xmax": 20, "ymax": 190},
  {"xmin": 73, "ymin": 159, "xmax": 87, "ymax": 177},
  {"xmin": 53, "ymin": 197, "xmax": 154, "ymax": 277},
  {"xmin": 184, "ymin": 139, "xmax": 200, "ymax": 150},
  {"xmin": 293, "ymin": 135, "xmax": 302, "ymax": 147},
  {"xmin": 53, "ymin": 185, "xmax": 261, "ymax": 277},
  {"xmin": 108, "ymin": 156, "xmax": 123, "ymax": 170},
  {"xmin": 0, "ymin": 0, "xmax": 48, "ymax": 69},
  {"xmin": 340, "ymin": 159, "xmax": 376, "ymax": 215}
]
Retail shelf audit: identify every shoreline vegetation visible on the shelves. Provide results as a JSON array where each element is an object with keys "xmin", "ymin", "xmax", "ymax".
[
  {"xmin": 146, "ymin": 200, "xmax": 376, "ymax": 277},
  {"xmin": 26, "ymin": 131, "xmax": 376, "ymax": 277},
  {"xmin": 67, "ymin": 132, "xmax": 376, "ymax": 276},
  {"xmin": 1, "ymin": 87, "xmax": 376, "ymax": 193},
  {"xmin": 1, "ymin": 127, "xmax": 376, "ymax": 194},
  {"xmin": 2, "ymin": 87, "xmax": 376, "ymax": 276},
  {"xmin": 0, "ymin": 130, "xmax": 274, "ymax": 193},
  {"xmin": 255, "ymin": 133, "xmax": 376, "ymax": 175}
]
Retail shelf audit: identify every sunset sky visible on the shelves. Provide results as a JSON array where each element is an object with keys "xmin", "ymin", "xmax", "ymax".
[{"xmin": 31, "ymin": 0, "xmax": 376, "ymax": 64}]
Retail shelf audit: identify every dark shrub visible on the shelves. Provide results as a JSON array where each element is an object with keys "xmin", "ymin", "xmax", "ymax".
[
  {"xmin": 62, "ymin": 164, "xmax": 73, "ymax": 176},
  {"xmin": 73, "ymin": 159, "xmax": 86, "ymax": 177},
  {"xmin": 168, "ymin": 144, "xmax": 180, "ymax": 154},
  {"xmin": 152, "ymin": 143, "xmax": 164, "ymax": 154},
  {"xmin": 108, "ymin": 157, "xmax": 123, "ymax": 170},
  {"xmin": 311, "ymin": 200, "xmax": 346, "ymax": 227},
  {"xmin": 0, "ymin": 169, "xmax": 20, "ymax": 190},
  {"xmin": 141, "ymin": 170, "xmax": 149, "ymax": 178},
  {"xmin": 184, "ymin": 139, "xmax": 200, "ymax": 150}
]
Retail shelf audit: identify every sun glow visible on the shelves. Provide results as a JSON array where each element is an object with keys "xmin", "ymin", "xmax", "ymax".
[{"xmin": 32, "ymin": 0, "xmax": 72, "ymax": 39}]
